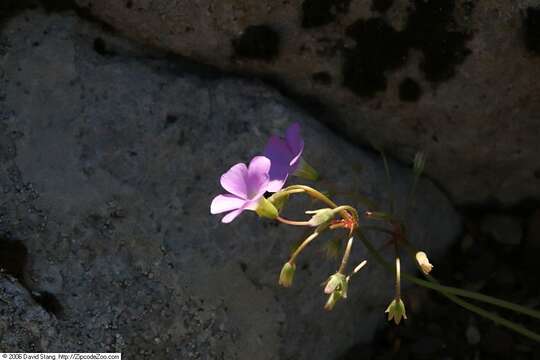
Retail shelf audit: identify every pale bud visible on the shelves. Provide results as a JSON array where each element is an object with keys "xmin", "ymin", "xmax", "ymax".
[
  {"xmin": 415, "ymin": 251, "xmax": 433, "ymax": 275},
  {"xmin": 385, "ymin": 298, "xmax": 407, "ymax": 325},
  {"xmin": 306, "ymin": 208, "xmax": 336, "ymax": 227},
  {"xmin": 323, "ymin": 273, "xmax": 346, "ymax": 294},
  {"xmin": 255, "ymin": 196, "xmax": 278, "ymax": 220},
  {"xmin": 324, "ymin": 291, "xmax": 343, "ymax": 311},
  {"xmin": 267, "ymin": 192, "xmax": 289, "ymax": 212},
  {"xmin": 293, "ymin": 158, "xmax": 319, "ymax": 181},
  {"xmin": 413, "ymin": 151, "xmax": 426, "ymax": 176},
  {"xmin": 323, "ymin": 273, "xmax": 349, "ymax": 310},
  {"xmin": 278, "ymin": 262, "xmax": 296, "ymax": 288}
]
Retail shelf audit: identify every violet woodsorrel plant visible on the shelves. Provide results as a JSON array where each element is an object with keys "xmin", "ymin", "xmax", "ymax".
[{"xmin": 210, "ymin": 123, "xmax": 540, "ymax": 342}]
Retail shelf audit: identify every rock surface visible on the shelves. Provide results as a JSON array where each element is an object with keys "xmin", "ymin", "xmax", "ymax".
[
  {"xmin": 0, "ymin": 274, "xmax": 60, "ymax": 351},
  {"xmin": 481, "ymin": 214, "xmax": 523, "ymax": 245},
  {"xmin": 71, "ymin": 0, "xmax": 540, "ymax": 205},
  {"xmin": 0, "ymin": 10, "xmax": 461, "ymax": 358}
]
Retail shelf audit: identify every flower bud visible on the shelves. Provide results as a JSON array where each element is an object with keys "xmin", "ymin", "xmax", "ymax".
[
  {"xmin": 323, "ymin": 273, "xmax": 348, "ymax": 298},
  {"xmin": 324, "ymin": 291, "xmax": 343, "ymax": 311},
  {"xmin": 306, "ymin": 208, "xmax": 336, "ymax": 227},
  {"xmin": 415, "ymin": 251, "xmax": 433, "ymax": 275},
  {"xmin": 293, "ymin": 158, "xmax": 319, "ymax": 181},
  {"xmin": 267, "ymin": 192, "xmax": 289, "ymax": 212},
  {"xmin": 385, "ymin": 298, "xmax": 407, "ymax": 325},
  {"xmin": 413, "ymin": 151, "xmax": 426, "ymax": 176},
  {"xmin": 255, "ymin": 196, "xmax": 278, "ymax": 220},
  {"xmin": 278, "ymin": 262, "xmax": 296, "ymax": 288}
]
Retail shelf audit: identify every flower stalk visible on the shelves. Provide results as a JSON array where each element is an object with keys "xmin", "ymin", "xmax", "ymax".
[
  {"xmin": 338, "ymin": 236, "xmax": 355, "ymax": 274},
  {"xmin": 289, "ymin": 224, "xmax": 328, "ymax": 264},
  {"xmin": 211, "ymin": 122, "xmax": 540, "ymax": 343},
  {"xmin": 356, "ymin": 228, "xmax": 540, "ymax": 342}
]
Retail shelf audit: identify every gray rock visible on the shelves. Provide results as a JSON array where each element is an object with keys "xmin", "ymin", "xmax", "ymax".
[
  {"xmin": 0, "ymin": 274, "xmax": 60, "ymax": 352},
  {"xmin": 481, "ymin": 214, "xmax": 523, "ymax": 245},
  {"xmin": 0, "ymin": 10, "xmax": 461, "ymax": 359},
  {"xmin": 73, "ymin": 0, "xmax": 540, "ymax": 206}
]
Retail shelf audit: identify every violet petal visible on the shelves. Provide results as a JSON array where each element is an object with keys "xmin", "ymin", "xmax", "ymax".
[
  {"xmin": 246, "ymin": 156, "xmax": 271, "ymax": 199},
  {"xmin": 221, "ymin": 207, "xmax": 245, "ymax": 223},
  {"xmin": 285, "ymin": 123, "xmax": 304, "ymax": 168},
  {"xmin": 220, "ymin": 163, "xmax": 248, "ymax": 199},
  {"xmin": 210, "ymin": 194, "xmax": 245, "ymax": 214}
]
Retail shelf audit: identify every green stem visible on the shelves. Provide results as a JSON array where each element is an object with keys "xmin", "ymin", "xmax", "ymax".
[
  {"xmin": 363, "ymin": 222, "xmax": 540, "ymax": 321},
  {"xmin": 402, "ymin": 273, "xmax": 540, "ymax": 321},
  {"xmin": 437, "ymin": 284, "xmax": 540, "ymax": 342},
  {"xmin": 380, "ymin": 151, "xmax": 395, "ymax": 215},
  {"xmin": 333, "ymin": 205, "xmax": 359, "ymax": 220},
  {"xmin": 281, "ymin": 185, "xmax": 540, "ymax": 340},
  {"xmin": 338, "ymin": 236, "xmax": 355, "ymax": 274},
  {"xmin": 276, "ymin": 216, "xmax": 311, "ymax": 227},
  {"xmin": 356, "ymin": 229, "xmax": 540, "ymax": 342},
  {"xmin": 405, "ymin": 171, "xmax": 420, "ymax": 215},
  {"xmin": 283, "ymin": 185, "xmax": 359, "ymax": 222},
  {"xmin": 289, "ymin": 225, "xmax": 327, "ymax": 263},
  {"xmin": 271, "ymin": 188, "xmax": 304, "ymax": 201},
  {"xmin": 283, "ymin": 185, "xmax": 338, "ymax": 208},
  {"xmin": 395, "ymin": 257, "xmax": 401, "ymax": 300}
]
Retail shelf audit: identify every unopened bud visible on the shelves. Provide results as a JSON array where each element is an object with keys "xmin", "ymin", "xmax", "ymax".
[
  {"xmin": 256, "ymin": 196, "xmax": 278, "ymax": 220},
  {"xmin": 267, "ymin": 192, "xmax": 289, "ymax": 212},
  {"xmin": 385, "ymin": 298, "xmax": 407, "ymax": 325},
  {"xmin": 324, "ymin": 273, "xmax": 345, "ymax": 294},
  {"xmin": 415, "ymin": 251, "xmax": 433, "ymax": 275},
  {"xmin": 278, "ymin": 262, "xmax": 296, "ymax": 288},
  {"xmin": 413, "ymin": 152, "xmax": 426, "ymax": 176},
  {"xmin": 323, "ymin": 273, "xmax": 348, "ymax": 298},
  {"xmin": 324, "ymin": 291, "xmax": 343, "ymax": 311},
  {"xmin": 323, "ymin": 273, "xmax": 349, "ymax": 311},
  {"xmin": 293, "ymin": 158, "xmax": 319, "ymax": 181},
  {"xmin": 306, "ymin": 208, "xmax": 336, "ymax": 227}
]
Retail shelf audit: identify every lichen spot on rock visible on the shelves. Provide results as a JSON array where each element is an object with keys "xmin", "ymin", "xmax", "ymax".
[
  {"xmin": 404, "ymin": 0, "xmax": 472, "ymax": 82},
  {"xmin": 371, "ymin": 0, "xmax": 395, "ymax": 13},
  {"xmin": 232, "ymin": 25, "xmax": 280, "ymax": 62},
  {"xmin": 399, "ymin": 77, "xmax": 422, "ymax": 102},
  {"xmin": 524, "ymin": 7, "xmax": 540, "ymax": 55},
  {"xmin": 301, "ymin": 0, "xmax": 352, "ymax": 28},
  {"xmin": 342, "ymin": 0, "xmax": 472, "ymax": 98},
  {"xmin": 343, "ymin": 18, "xmax": 407, "ymax": 97}
]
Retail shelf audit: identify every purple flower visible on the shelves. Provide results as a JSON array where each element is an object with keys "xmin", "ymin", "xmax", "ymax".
[
  {"xmin": 263, "ymin": 122, "xmax": 304, "ymax": 192},
  {"xmin": 210, "ymin": 156, "xmax": 271, "ymax": 223}
]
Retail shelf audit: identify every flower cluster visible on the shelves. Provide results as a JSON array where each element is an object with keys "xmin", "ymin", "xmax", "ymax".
[
  {"xmin": 209, "ymin": 123, "xmax": 414, "ymax": 316},
  {"xmin": 210, "ymin": 122, "xmax": 371, "ymax": 311},
  {"xmin": 210, "ymin": 123, "xmax": 540, "ymax": 342}
]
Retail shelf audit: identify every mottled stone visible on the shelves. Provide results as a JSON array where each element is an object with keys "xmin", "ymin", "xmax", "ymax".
[
  {"xmin": 68, "ymin": 0, "xmax": 540, "ymax": 205},
  {"xmin": 0, "ymin": 10, "xmax": 461, "ymax": 358}
]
